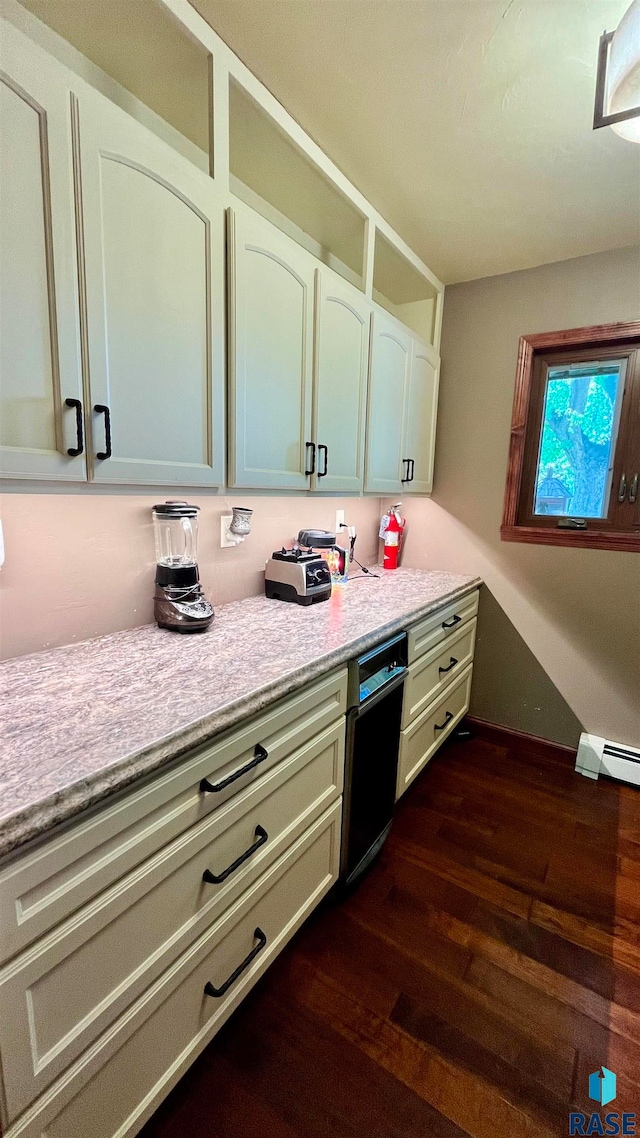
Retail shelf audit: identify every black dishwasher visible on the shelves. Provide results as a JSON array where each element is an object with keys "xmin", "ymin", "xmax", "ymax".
[{"xmin": 341, "ymin": 632, "xmax": 407, "ymax": 887}]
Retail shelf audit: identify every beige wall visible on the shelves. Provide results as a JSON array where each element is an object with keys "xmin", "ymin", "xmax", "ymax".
[
  {"xmin": 0, "ymin": 492, "xmax": 381, "ymax": 659},
  {"xmin": 398, "ymin": 245, "xmax": 640, "ymax": 749}
]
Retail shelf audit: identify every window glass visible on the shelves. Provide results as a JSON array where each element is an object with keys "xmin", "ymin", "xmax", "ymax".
[{"xmin": 534, "ymin": 360, "xmax": 625, "ymax": 518}]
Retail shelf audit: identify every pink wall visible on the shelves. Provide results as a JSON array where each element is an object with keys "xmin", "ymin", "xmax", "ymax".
[
  {"xmin": 0, "ymin": 492, "xmax": 382, "ymax": 659},
  {"xmin": 392, "ymin": 246, "xmax": 640, "ymax": 750}
]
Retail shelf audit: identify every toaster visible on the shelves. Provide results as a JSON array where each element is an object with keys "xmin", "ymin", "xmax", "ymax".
[{"xmin": 264, "ymin": 548, "xmax": 332, "ymax": 605}]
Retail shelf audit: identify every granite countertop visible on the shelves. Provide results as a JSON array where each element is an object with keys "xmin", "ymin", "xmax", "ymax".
[{"xmin": 0, "ymin": 568, "xmax": 480, "ymax": 859}]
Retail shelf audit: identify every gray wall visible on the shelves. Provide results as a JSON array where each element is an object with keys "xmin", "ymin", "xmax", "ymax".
[{"xmin": 400, "ymin": 245, "xmax": 640, "ymax": 748}]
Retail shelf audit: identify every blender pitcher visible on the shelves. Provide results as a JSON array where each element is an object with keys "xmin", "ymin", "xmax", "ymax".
[{"xmin": 152, "ymin": 502, "xmax": 214, "ymax": 632}]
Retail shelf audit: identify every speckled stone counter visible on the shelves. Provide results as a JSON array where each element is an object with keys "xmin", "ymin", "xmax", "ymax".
[{"xmin": 0, "ymin": 568, "xmax": 480, "ymax": 858}]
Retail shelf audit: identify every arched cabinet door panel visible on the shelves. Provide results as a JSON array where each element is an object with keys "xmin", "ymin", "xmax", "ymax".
[
  {"xmin": 364, "ymin": 311, "xmax": 411, "ymax": 495},
  {"xmin": 227, "ymin": 209, "xmax": 314, "ymax": 490},
  {"xmin": 313, "ymin": 270, "xmax": 370, "ymax": 493},
  {"xmin": 0, "ymin": 20, "xmax": 84, "ymax": 480},
  {"xmin": 78, "ymin": 88, "xmax": 225, "ymax": 486},
  {"xmin": 403, "ymin": 341, "xmax": 439, "ymax": 495}
]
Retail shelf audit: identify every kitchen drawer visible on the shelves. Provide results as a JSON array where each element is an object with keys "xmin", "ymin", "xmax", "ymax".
[
  {"xmin": 0, "ymin": 668, "xmax": 347, "ymax": 963},
  {"xmin": 407, "ymin": 589, "xmax": 478, "ymax": 664},
  {"xmin": 402, "ymin": 618, "xmax": 476, "ymax": 728},
  {"xmin": 3, "ymin": 803, "xmax": 341, "ymax": 1138},
  {"xmin": 397, "ymin": 665, "xmax": 472, "ymax": 799},
  {"xmin": 0, "ymin": 721, "xmax": 344, "ymax": 1122}
]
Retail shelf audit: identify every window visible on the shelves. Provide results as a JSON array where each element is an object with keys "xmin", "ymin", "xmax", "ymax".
[{"xmin": 501, "ymin": 322, "xmax": 640, "ymax": 551}]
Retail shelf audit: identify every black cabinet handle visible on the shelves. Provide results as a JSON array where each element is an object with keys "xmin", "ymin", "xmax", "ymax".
[
  {"xmin": 204, "ymin": 927, "xmax": 267, "ymax": 998},
  {"xmin": 408, "ymin": 458, "xmax": 415, "ymax": 483},
  {"xmin": 200, "ymin": 744, "xmax": 269, "ymax": 794},
  {"xmin": 318, "ymin": 444, "xmax": 328, "ymax": 478},
  {"xmin": 305, "ymin": 441, "xmax": 316, "ymax": 476},
  {"xmin": 401, "ymin": 458, "xmax": 410, "ymax": 483},
  {"xmin": 442, "ymin": 615, "xmax": 461, "ymax": 630},
  {"xmin": 202, "ymin": 825, "xmax": 268, "ymax": 885},
  {"xmin": 94, "ymin": 404, "xmax": 112, "ymax": 460},
  {"xmin": 438, "ymin": 657, "xmax": 458, "ymax": 675},
  {"xmin": 65, "ymin": 398, "xmax": 84, "ymax": 456},
  {"xmin": 434, "ymin": 711, "xmax": 454, "ymax": 732}
]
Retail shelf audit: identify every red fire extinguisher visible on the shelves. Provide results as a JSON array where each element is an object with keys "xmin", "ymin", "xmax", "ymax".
[{"xmin": 383, "ymin": 510, "xmax": 403, "ymax": 570}]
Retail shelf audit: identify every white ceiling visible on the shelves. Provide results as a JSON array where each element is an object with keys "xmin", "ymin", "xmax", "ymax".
[{"xmin": 191, "ymin": 0, "xmax": 640, "ymax": 283}]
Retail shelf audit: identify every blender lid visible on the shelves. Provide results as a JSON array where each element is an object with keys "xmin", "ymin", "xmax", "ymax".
[
  {"xmin": 298, "ymin": 528, "xmax": 336, "ymax": 548},
  {"xmin": 153, "ymin": 500, "xmax": 200, "ymax": 517}
]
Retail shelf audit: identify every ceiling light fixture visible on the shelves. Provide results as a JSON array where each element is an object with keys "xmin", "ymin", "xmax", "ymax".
[{"xmin": 593, "ymin": 0, "xmax": 640, "ymax": 142}]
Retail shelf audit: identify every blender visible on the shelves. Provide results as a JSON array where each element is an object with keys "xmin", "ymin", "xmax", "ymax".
[{"xmin": 152, "ymin": 501, "xmax": 214, "ymax": 632}]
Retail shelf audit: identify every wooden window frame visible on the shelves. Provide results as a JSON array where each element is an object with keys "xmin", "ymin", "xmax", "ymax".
[{"xmin": 501, "ymin": 321, "xmax": 640, "ymax": 552}]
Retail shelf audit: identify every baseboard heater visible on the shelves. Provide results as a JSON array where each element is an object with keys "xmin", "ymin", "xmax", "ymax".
[{"xmin": 575, "ymin": 733, "xmax": 640, "ymax": 786}]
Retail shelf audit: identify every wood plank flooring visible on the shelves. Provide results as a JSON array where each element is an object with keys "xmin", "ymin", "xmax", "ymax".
[{"xmin": 140, "ymin": 730, "xmax": 640, "ymax": 1138}]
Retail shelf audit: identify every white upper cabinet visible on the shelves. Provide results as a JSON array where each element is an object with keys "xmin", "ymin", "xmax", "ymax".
[
  {"xmin": 364, "ymin": 308, "xmax": 439, "ymax": 496},
  {"xmin": 364, "ymin": 310, "xmax": 412, "ymax": 495},
  {"xmin": 78, "ymin": 87, "xmax": 226, "ymax": 486},
  {"xmin": 1, "ymin": 14, "xmax": 444, "ymax": 496},
  {"xmin": 227, "ymin": 208, "xmax": 315, "ymax": 490},
  {"xmin": 0, "ymin": 21, "xmax": 84, "ymax": 480},
  {"xmin": 312, "ymin": 270, "xmax": 370, "ymax": 493},
  {"xmin": 403, "ymin": 341, "xmax": 440, "ymax": 494}
]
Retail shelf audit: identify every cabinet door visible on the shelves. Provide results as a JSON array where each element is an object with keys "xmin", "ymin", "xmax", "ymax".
[
  {"xmin": 403, "ymin": 339, "xmax": 440, "ymax": 494},
  {"xmin": 364, "ymin": 310, "xmax": 411, "ymax": 494},
  {"xmin": 78, "ymin": 88, "xmax": 225, "ymax": 486},
  {"xmin": 0, "ymin": 20, "xmax": 84, "ymax": 480},
  {"xmin": 228, "ymin": 209, "xmax": 314, "ymax": 490},
  {"xmin": 313, "ymin": 270, "xmax": 370, "ymax": 493}
]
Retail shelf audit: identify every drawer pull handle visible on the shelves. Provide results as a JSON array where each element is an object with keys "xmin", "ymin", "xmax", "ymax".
[
  {"xmin": 202, "ymin": 825, "xmax": 268, "ymax": 885},
  {"xmin": 204, "ymin": 927, "xmax": 267, "ymax": 998},
  {"xmin": 434, "ymin": 711, "xmax": 454, "ymax": 732},
  {"xmin": 442, "ymin": 615, "xmax": 461, "ymax": 630},
  {"xmin": 439, "ymin": 657, "xmax": 458, "ymax": 675},
  {"xmin": 200, "ymin": 744, "xmax": 269, "ymax": 794}
]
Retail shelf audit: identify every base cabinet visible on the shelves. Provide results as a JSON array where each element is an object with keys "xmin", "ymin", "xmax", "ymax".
[
  {"xmin": 397, "ymin": 590, "xmax": 479, "ymax": 799},
  {"xmin": 0, "ymin": 673, "xmax": 346, "ymax": 1138},
  {"xmin": 6, "ymin": 807, "xmax": 340, "ymax": 1138}
]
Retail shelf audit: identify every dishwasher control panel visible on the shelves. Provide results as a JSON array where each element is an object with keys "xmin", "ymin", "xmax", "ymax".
[{"xmin": 359, "ymin": 662, "xmax": 405, "ymax": 703}]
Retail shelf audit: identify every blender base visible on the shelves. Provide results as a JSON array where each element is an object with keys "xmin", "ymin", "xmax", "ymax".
[
  {"xmin": 154, "ymin": 585, "xmax": 215, "ymax": 633},
  {"xmin": 157, "ymin": 622, "xmax": 212, "ymax": 634}
]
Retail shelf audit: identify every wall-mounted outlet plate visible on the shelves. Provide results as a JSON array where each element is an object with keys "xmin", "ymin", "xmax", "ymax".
[
  {"xmin": 220, "ymin": 515, "xmax": 236, "ymax": 548},
  {"xmin": 335, "ymin": 509, "xmax": 345, "ymax": 534}
]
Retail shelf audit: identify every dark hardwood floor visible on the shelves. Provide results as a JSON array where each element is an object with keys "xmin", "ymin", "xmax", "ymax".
[{"xmin": 140, "ymin": 730, "xmax": 640, "ymax": 1138}]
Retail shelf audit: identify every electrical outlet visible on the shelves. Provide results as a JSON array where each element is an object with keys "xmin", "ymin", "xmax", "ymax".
[
  {"xmin": 220, "ymin": 515, "xmax": 235, "ymax": 548},
  {"xmin": 335, "ymin": 509, "xmax": 345, "ymax": 534}
]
